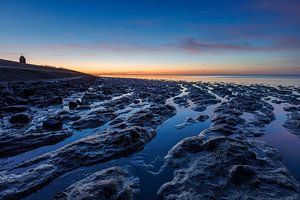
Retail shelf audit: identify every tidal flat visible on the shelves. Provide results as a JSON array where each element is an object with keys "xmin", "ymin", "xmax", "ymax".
[{"xmin": 0, "ymin": 77, "xmax": 299, "ymax": 200}]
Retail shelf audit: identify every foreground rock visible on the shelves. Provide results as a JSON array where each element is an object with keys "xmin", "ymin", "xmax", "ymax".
[
  {"xmin": 43, "ymin": 117, "xmax": 63, "ymax": 131},
  {"xmin": 283, "ymin": 112, "xmax": 300, "ymax": 136},
  {"xmin": 0, "ymin": 127, "xmax": 153, "ymax": 199},
  {"xmin": 55, "ymin": 167, "xmax": 140, "ymax": 200},
  {"xmin": 71, "ymin": 108, "xmax": 117, "ymax": 130},
  {"xmin": 0, "ymin": 104, "xmax": 176, "ymax": 199},
  {"xmin": 211, "ymin": 93, "xmax": 275, "ymax": 137},
  {"xmin": 0, "ymin": 130, "xmax": 72, "ymax": 157},
  {"xmin": 9, "ymin": 113, "xmax": 32, "ymax": 124},
  {"xmin": 158, "ymin": 136, "xmax": 299, "ymax": 200}
]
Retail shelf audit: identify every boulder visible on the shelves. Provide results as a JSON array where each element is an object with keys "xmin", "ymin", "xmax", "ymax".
[
  {"xmin": 196, "ymin": 114, "xmax": 209, "ymax": 122},
  {"xmin": 43, "ymin": 117, "xmax": 63, "ymax": 131},
  {"xmin": 68, "ymin": 101, "xmax": 77, "ymax": 110},
  {"xmin": 10, "ymin": 113, "xmax": 32, "ymax": 124},
  {"xmin": 55, "ymin": 167, "xmax": 140, "ymax": 200}
]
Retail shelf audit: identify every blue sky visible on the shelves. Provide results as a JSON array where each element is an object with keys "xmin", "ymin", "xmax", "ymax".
[{"xmin": 0, "ymin": 0, "xmax": 299, "ymax": 74}]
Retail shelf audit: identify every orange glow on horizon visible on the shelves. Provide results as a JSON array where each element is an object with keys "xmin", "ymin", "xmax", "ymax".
[{"xmin": 2, "ymin": 56, "xmax": 299, "ymax": 76}]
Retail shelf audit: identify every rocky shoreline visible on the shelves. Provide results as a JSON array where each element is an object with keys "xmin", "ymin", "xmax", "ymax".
[{"xmin": 0, "ymin": 77, "xmax": 299, "ymax": 199}]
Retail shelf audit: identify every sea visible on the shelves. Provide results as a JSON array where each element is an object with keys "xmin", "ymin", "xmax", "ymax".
[{"xmin": 101, "ymin": 74, "xmax": 300, "ymax": 86}]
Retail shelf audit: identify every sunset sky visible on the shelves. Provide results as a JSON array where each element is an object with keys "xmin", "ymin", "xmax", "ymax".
[{"xmin": 0, "ymin": 0, "xmax": 300, "ymax": 75}]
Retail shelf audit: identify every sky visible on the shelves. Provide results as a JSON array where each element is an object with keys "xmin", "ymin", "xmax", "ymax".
[{"xmin": 0, "ymin": 0, "xmax": 300, "ymax": 75}]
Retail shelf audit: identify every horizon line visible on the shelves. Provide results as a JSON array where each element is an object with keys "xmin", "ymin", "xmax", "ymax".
[{"xmin": 97, "ymin": 73, "xmax": 300, "ymax": 76}]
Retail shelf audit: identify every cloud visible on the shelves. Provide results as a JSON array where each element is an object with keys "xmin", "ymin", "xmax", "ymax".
[
  {"xmin": 5, "ymin": 34, "xmax": 299, "ymax": 57},
  {"xmin": 163, "ymin": 37, "xmax": 300, "ymax": 53},
  {"xmin": 165, "ymin": 37, "xmax": 253, "ymax": 52}
]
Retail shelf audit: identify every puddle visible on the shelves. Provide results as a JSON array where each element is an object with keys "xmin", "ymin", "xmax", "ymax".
[{"xmin": 259, "ymin": 102, "xmax": 300, "ymax": 182}]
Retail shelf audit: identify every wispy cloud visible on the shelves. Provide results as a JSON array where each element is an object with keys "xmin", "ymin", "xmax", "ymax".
[
  {"xmin": 164, "ymin": 37, "xmax": 253, "ymax": 52},
  {"xmin": 164, "ymin": 36, "xmax": 300, "ymax": 53},
  {"xmin": 4, "ymin": 34, "xmax": 299, "ymax": 57}
]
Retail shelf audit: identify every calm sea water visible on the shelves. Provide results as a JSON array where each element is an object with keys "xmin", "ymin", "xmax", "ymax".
[{"xmin": 101, "ymin": 74, "xmax": 300, "ymax": 86}]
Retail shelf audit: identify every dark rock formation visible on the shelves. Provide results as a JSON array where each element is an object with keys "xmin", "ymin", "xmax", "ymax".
[
  {"xmin": 196, "ymin": 114, "xmax": 209, "ymax": 122},
  {"xmin": 68, "ymin": 101, "xmax": 77, "ymax": 110},
  {"xmin": 0, "ymin": 127, "xmax": 154, "ymax": 199},
  {"xmin": 283, "ymin": 112, "xmax": 300, "ymax": 136},
  {"xmin": 55, "ymin": 167, "xmax": 140, "ymax": 200},
  {"xmin": 43, "ymin": 117, "xmax": 63, "ymax": 131},
  {"xmin": 9, "ymin": 113, "xmax": 32, "ymax": 124},
  {"xmin": 158, "ymin": 136, "xmax": 299, "ymax": 200},
  {"xmin": 0, "ymin": 130, "xmax": 72, "ymax": 157}
]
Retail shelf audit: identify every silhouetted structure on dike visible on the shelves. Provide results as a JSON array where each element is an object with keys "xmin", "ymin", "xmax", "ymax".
[{"xmin": 19, "ymin": 55, "xmax": 26, "ymax": 64}]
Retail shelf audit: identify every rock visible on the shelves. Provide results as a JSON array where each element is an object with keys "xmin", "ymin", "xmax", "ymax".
[
  {"xmin": 191, "ymin": 105, "xmax": 207, "ymax": 112},
  {"xmin": 0, "ymin": 127, "xmax": 155, "ymax": 199},
  {"xmin": 43, "ymin": 117, "xmax": 63, "ymax": 131},
  {"xmin": 71, "ymin": 112, "xmax": 116, "ymax": 130},
  {"xmin": 283, "ymin": 112, "xmax": 300, "ymax": 135},
  {"xmin": 271, "ymin": 99, "xmax": 282, "ymax": 104},
  {"xmin": 283, "ymin": 106, "xmax": 299, "ymax": 112},
  {"xmin": 133, "ymin": 99, "xmax": 140, "ymax": 104},
  {"xmin": 15, "ymin": 98, "xmax": 28, "ymax": 105},
  {"xmin": 127, "ymin": 104, "xmax": 176, "ymax": 129},
  {"xmin": 0, "ymin": 102, "xmax": 176, "ymax": 199},
  {"xmin": 2, "ymin": 96, "xmax": 15, "ymax": 104},
  {"xmin": 75, "ymin": 106, "xmax": 90, "ymax": 111},
  {"xmin": 0, "ymin": 105, "xmax": 29, "ymax": 113},
  {"xmin": 60, "ymin": 114, "xmax": 81, "ymax": 122},
  {"xmin": 109, "ymin": 117, "xmax": 125, "ymax": 125},
  {"xmin": 22, "ymin": 88, "xmax": 35, "ymax": 97},
  {"xmin": 68, "ymin": 101, "xmax": 77, "ymax": 110},
  {"xmin": 0, "ymin": 130, "xmax": 72, "ymax": 157},
  {"xmin": 48, "ymin": 96, "xmax": 63, "ymax": 105},
  {"xmin": 9, "ymin": 113, "xmax": 32, "ymax": 124},
  {"xmin": 0, "ymin": 100, "xmax": 8, "ymax": 108},
  {"xmin": 196, "ymin": 114, "xmax": 209, "ymax": 122},
  {"xmin": 211, "ymin": 93, "xmax": 275, "ymax": 137},
  {"xmin": 212, "ymin": 114, "xmax": 245, "ymax": 126},
  {"xmin": 185, "ymin": 117, "xmax": 195, "ymax": 123},
  {"xmin": 158, "ymin": 136, "xmax": 299, "ymax": 200},
  {"xmin": 229, "ymin": 165, "xmax": 256, "ymax": 185},
  {"xmin": 173, "ymin": 96, "xmax": 189, "ymax": 107},
  {"xmin": 55, "ymin": 167, "xmax": 140, "ymax": 200}
]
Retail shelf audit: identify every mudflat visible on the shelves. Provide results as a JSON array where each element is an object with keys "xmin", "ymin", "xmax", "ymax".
[{"xmin": 0, "ymin": 76, "xmax": 299, "ymax": 200}]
